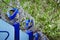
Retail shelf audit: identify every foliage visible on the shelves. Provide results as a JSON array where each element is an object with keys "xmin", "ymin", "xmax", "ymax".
[{"xmin": 0, "ymin": 0, "xmax": 60, "ymax": 40}]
